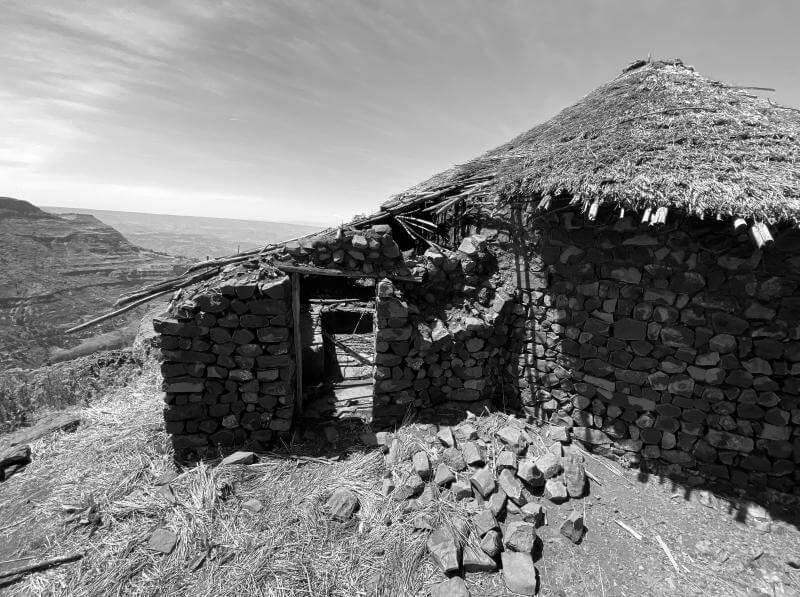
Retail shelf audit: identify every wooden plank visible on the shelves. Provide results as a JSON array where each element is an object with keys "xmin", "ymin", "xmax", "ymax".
[{"xmin": 291, "ymin": 273, "xmax": 303, "ymax": 416}]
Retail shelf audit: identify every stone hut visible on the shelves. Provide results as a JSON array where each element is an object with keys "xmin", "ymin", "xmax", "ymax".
[{"xmin": 154, "ymin": 59, "xmax": 800, "ymax": 496}]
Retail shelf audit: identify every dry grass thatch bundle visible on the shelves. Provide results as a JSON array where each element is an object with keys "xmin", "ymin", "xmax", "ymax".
[{"xmin": 383, "ymin": 59, "xmax": 800, "ymax": 225}]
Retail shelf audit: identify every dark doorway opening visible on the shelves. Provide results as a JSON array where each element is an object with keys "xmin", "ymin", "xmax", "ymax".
[{"xmin": 302, "ymin": 302, "xmax": 375, "ymax": 422}]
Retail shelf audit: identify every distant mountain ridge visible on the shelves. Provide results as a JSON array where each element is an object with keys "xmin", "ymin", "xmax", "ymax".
[
  {"xmin": 0, "ymin": 198, "xmax": 188, "ymax": 369},
  {"xmin": 0, "ymin": 197, "xmax": 51, "ymax": 219},
  {"xmin": 43, "ymin": 207, "xmax": 322, "ymax": 260}
]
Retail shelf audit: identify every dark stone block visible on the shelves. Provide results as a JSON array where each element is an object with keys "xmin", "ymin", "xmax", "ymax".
[
  {"xmin": 613, "ymin": 318, "xmax": 646, "ymax": 341},
  {"xmin": 711, "ymin": 312, "xmax": 749, "ymax": 335}
]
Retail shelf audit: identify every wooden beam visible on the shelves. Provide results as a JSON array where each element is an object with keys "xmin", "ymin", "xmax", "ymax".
[
  {"xmin": 274, "ymin": 261, "xmax": 421, "ymax": 283},
  {"xmin": 320, "ymin": 330, "xmax": 374, "ymax": 367},
  {"xmin": 291, "ymin": 273, "xmax": 303, "ymax": 416},
  {"xmin": 65, "ymin": 288, "xmax": 174, "ymax": 334}
]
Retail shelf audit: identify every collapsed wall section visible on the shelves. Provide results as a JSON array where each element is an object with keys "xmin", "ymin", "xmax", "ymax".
[
  {"xmin": 154, "ymin": 275, "xmax": 295, "ymax": 455},
  {"xmin": 496, "ymin": 207, "xmax": 800, "ymax": 495},
  {"xmin": 372, "ymin": 236, "xmax": 517, "ymax": 425}
]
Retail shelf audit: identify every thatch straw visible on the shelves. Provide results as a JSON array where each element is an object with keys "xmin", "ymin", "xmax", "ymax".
[{"xmin": 383, "ymin": 59, "xmax": 800, "ymax": 225}]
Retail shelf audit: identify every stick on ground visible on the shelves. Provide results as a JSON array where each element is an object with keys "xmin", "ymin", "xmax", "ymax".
[
  {"xmin": 655, "ymin": 535, "xmax": 680, "ymax": 572},
  {"xmin": 614, "ymin": 519, "xmax": 643, "ymax": 541},
  {"xmin": 0, "ymin": 552, "xmax": 84, "ymax": 580}
]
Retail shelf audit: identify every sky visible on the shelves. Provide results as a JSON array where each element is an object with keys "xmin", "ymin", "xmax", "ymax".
[{"xmin": 1, "ymin": 1, "xmax": 799, "ymax": 226}]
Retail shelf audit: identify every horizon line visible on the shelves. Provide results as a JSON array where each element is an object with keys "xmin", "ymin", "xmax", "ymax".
[{"xmin": 38, "ymin": 203, "xmax": 329, "ymax": 229}]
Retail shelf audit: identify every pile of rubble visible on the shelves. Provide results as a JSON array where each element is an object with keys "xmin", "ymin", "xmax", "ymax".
[{"xmin": 376, "ymin": 417, "xmax": 588, "ymax": 596}]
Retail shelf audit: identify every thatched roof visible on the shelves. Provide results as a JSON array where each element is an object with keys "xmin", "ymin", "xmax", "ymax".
[{"xmin": 380, "ymin": 59, "xmax": 800, "ymax": 225}]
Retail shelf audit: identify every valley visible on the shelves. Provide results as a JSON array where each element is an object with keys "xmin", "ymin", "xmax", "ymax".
[
  {"xmin": 44, "ymin": 206, "xmax": 321, "ymax": 260},
  {"xmin": 0, "ymin": 198, "xmax": 188, "ymax": 369}
]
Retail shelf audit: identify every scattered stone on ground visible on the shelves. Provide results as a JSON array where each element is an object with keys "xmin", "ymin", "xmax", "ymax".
[
  {"xmin": 242, "ymin": 498, "xmax": 263, "ymax": 513},
  {"xmin": 504, "ymin": 521, "xmax": 537, "ymax": 553},
  {"xmin": 564, "ymin": 455, "xmax": 587, "ymax": 498},
  {"xmin": 544, "ymin": 478, "xmax": 569, "ymax": 503},
  {"xmin": 430, "ymin": 576, "xmax": 470, "ymax": 597},
  {"xmin": 501, "ymin": 551, "xmax": 539, "ymax": 596},
  {"xmin": 385, "ymin": 417, "xmax": 595, "ymax": 594},
  {"xmin": 0, "ymin": 444, "xmax": 31, "ymax": 481},
  {"xmin": 463, "ymin": 543, "xmax": 497, "ymax": 572},
  {"xmin": 560, "ymin": 510, "xmax": 586, "ymax": 544},
  {"xmin": 325, "ymin": 487, "xmax": 360, "ymax": 521},
  {"xmin": 147, "ymin": 528, "xmax": 178, "ymax": 554},
  {"xmin": 434, "ymin": 463, "xmax": 455, "ymax": 486},
  {"xmin": 427, "ymin": 526, "xmax": 461, "ymax": 575},
  {"xmin": 220, "ymin": 451, "xmax": 256, "ymax": 466},
  {"xmin": 412, "ymin": 451, "xmax": 432, "ymax": 480},
  {"xmin": 436, "ymin": 426, "xmax": 455, "ymax": 448},
  {"xmin": 473, "ymin": 509, "xmax": 498, "ymax": 536}
]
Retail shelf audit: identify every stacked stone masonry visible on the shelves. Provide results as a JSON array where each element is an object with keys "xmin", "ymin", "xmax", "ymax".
[
  {"xmin": 156, "ymin": 275, "xmax": 295, "ymax": 454},
  {"xmin": 372, "ymin": 236, "xmax": 516, "ymax": 424},
  {"xmin": 493, "ymin": 207, "xmax": 800, "ymax": 495},
  {"xmin": 155, "ymin": 207, "xmax": 800, "ymax": 496},
  {"xmin": 275, "ymin": 224, "xmax": 409, "ymax": 277}
]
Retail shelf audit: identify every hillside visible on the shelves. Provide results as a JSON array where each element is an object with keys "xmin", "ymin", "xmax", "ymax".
[
  {"xmin": 0, "ymin": 198, "xmax": 187, "ymax": 369},
  {"xmin": 43, "ymin": 207, "xmax": 321, "ymax": 260}
]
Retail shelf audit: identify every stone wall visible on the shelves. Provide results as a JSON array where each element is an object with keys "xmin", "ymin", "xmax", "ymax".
[
  {"xmin": 493, "ymin": 207, "xmax": 800, "ymax": 495},
  {"xmin": 372, "ymin": 237, "xmax": 516, "ymax": 424},
  {"xmin": 155, "ymin": 274, "xmax": 295, "ymax": 455},
  {"xmin": 274, "ymin": 223, "xmax": 408, "ymax": 277}
]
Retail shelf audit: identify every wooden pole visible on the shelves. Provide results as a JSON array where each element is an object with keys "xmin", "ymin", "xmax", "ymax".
[
  {"xmin": 291, "ymin": 273, "xmax": 303, "ymax": 416},
  {"xmin": 65, "ymin": 289, "xmax": 174, "ymax": 334},
  {"xmin": 0, "ymin": 551, "xmax": 83, "ymax": 580}
]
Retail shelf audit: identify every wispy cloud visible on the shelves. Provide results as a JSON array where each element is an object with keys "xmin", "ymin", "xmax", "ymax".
[{"xmin": 1, "ymin": 1, "xmax": 798, "ymax": 222}]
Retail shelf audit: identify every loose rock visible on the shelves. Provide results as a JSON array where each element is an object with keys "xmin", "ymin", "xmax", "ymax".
[
  {"xmin": 148, "ymin": 528, "xmax": 178, "ymax": 554},
  {"xmin": 504, "ymin": 521, "xmax": 537, "ymax": 553},
  {"xmin": 434, "ymin": 463, "xmax": 456, "ymax": 486},
  {"xmin": 462, "ymin": 442, "xmax": 484, "ymax": 466},
  {"xmin": 535, "ymin": 453, "xmax": 562, "ymax": 479},
  {"xmin": 452, "ymin": 479, "xmax": 474, "ymax": 500},
  {"xmin": 488, "ymin": 489, "xmax": 508, "ymax": 517},
  {"xmin": 520, "ymin": 503, "xmax": 546, "ymax": 527},
  {"xmin": 544, "ymin": 478, "xmax": 568, "ymax": 503},
  {"xmin": 442, "ymin": 447, "xmax": 468, "ymax": 471},
  {"xmin": 427, "ymin": 526, "xmax": 461, "ymax": 574},
  {"xmin": 220, "ymin": 451, "xmax": 256, "ymax": 466},
  {"xmin": 473, "ymin": 509, "xmax": 499, "ymax": 536},
  {"xmin": 470, "ymin": 467, "xmax": 496, "ymax": 498},
  {"xmin": 480, "ymin": 529, "xmax": 503, "ymax": 557},
  {"xmin": 413, "ymin": 451, "xmax": 432, "ymax": 480},
  {"xmin": 501, "ymin": 551, "xmax": 538, "ymax": 596},
  {"xmin": 463, "ymin": 544, "xmax": 498, "ymax": 572},
  {"xmin": 430, "ymin": 576, "xmax": 470, "ymax": 597},
  {"xmin": 564, "ymin": 455, "xmax": 586, "ymax": 498},
  {"xmin": 242, "ymin": 498, "xmax": 263, "ymax": 513},
  {"xmin": 498, "ymin": 469, "xmax": 526, "ymax": 505},
  {"xmin": 496, "ymin": 425, "xmax": 528, "ymax": 455},
  {"xmin": 326, "ymin": 488, "xmax": 360, "ymax": 521},
  {"xmin": 560, "ymin": 510, "xmax": 586, "ymax": 544},
  {"xmin": 436, "ymin": 426, "xmax": 456, "ymax": 448}
]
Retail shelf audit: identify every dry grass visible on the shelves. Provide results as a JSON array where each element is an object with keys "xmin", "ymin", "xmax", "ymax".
[
  {"xmin": 0, "ymin": 350, "xmax": 140, "ymax": 433},
  {"xmin": 0, "ymin": 366, "xmax": 463, "ymax": 597}
]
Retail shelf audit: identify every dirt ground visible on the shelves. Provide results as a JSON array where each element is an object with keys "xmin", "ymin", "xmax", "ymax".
[{"xmin": 0, "ymin": 372, "xmax": 798, "ymax": 596}]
